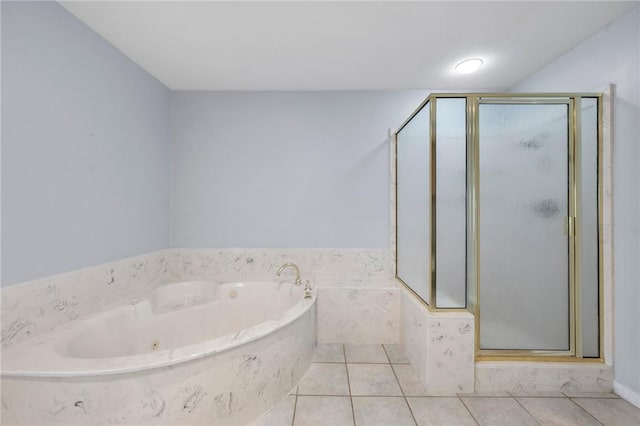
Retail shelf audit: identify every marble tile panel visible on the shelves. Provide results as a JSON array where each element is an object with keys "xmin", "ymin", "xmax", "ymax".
[
  {"xmin": 461, "ymin": 396, "xmax": 539, "ymax": 426},
  {"xmin": 389, "ymin": 134, "xmax": 398, "ymax": 278},
  {"xmin": 251, "ymin": 395, "xmax": 296, "ymax": 426},
  {"xmin": 166, "ymin": 248, "xmax": 393, "ymax": 287},
  {"xmin": 313, "ymin": 343, "xmax": 345, "ymax": 363},
  {"xmin": 384, "ymin": 343, "xmax": 410, "ymax": 364},
  {"xmin": 425, "ymin": 311, "xmax": 475, "ymax": 393},
  {"xmin": 297, "ymin": 363, "xmax": 349, "ymax": 396},
  {"xmin": 317, "ymin": 288, "xmax": 400, "ymax": 344},
  {"xmin": 516, "ymin": 397, "xmax": 601, "ymax": 426},
  {"xmin": 400, "ymin": 289, "xmax": 428, "ymax": 387},
  {"xmin": 400, "ymin": 289, "xmax": 475, "ymax": 393},
  {"xmin": 601, "ymin": 86, "xmax": 614, "ymax": 365},
  {"xmin": 347, "ymin": 364, "xmax": 402, "ymax": 396},
  {"xmin": 475, "ymin": 362, "xmax": 614, "ymax": 393},
  {"xmin": 344, "ymin": 344, "xmax": 388, "ymax": 363},
  {"xmin": 406, "ymin": 397, "xmax": 477, "ymax": 426},
  {"xmin": 293, "ymin": 396, "xmax": 353, "ymax": 426},
  {"xmin": 572, "ymin": 397, "xmax": 640, "ymax": 426},
  {"xmin": 313, "ymin": 277, "xmax": 398, "ymax": 289},
  {"xmin": 392, "ymin": 364, "xmax": 428, "ymax": 397},
  {"xmin": 352, "ymin": 396, "xmax": 415, "ymax": 426}
]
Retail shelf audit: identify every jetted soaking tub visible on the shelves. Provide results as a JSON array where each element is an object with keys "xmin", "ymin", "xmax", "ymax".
[{"xmin": 1, "ymin": 280, "xmax": 316, "ymax": 425}]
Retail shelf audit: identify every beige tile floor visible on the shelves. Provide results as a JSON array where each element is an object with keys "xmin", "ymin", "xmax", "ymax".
[{"xmin": 251, "ymin": 343, "xmax": 640, "ymax": 426}]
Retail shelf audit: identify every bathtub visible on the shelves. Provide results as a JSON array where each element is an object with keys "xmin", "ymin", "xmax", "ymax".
[{"xmin": 1, "ymin": 280, "xmax": 316, "ymax": 425}]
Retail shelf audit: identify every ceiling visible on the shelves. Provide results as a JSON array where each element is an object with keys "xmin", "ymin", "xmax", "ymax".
[{"xmin": 59, "ymin": 1, "xmax": 638, "ymax": 91}]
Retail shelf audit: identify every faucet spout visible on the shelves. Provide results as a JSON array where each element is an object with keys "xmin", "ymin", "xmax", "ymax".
[{"xmin": 276, "ymin": 263, "xmax": 302, "ymax": 285}]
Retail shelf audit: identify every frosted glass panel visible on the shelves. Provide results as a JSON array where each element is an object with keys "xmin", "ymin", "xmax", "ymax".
[
  {"xmin": 397, "ymin": 103, "xmax": 430, "ymax": 304},
  {"xmin": 579, "ymin": 98, "xmax": 600, "ymax": 357},
  {"xmin": 435, "ymin": 98, "xmax": 467, "ymax": 308},
  {"xmin": 479, "ymin": 103, "xmax": 569, "ymax": 351}
]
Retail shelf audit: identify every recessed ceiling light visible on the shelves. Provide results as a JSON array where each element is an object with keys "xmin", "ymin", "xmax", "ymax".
[{"xmin": 455, "ymin": 58, "xmax": 484, "ymax": 74}]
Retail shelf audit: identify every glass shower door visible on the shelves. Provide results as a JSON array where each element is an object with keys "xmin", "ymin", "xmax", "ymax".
[{"xmin": 478, "ymin": 101, "xmax": 572, "ymax": 352}]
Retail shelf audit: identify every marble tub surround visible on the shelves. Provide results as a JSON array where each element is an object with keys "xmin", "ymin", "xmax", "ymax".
[
  {"xmin": 316, "ymin": 287, "xmax": 400, "ymax": 344},
  {"xmin": 313, "ymin": 276, "xmax": 398, "ymax": 289},
  {"xmin": 400, "ymin": 287, "xmax": 475, "ymax": 393},
  {"xmin": 1, "ymin": 250, "xmax": 170, "ymax": 349},
  {"xmin": 2, "ymin": 281, "xmax": 316, "ymax": 425},
  {"xmin": 2, "ymin": 281, "xmax": 313, "ymax": 377},
  {"xmin": 475, "ymin": 361, "xmax": 614, "ymax": 393},
  {"xmin": 1, "ymin": 248, "xmax": 393, "ymax": 352},
  {"xmin": 162, "ymin": 248, "xmax": 399, "ymax": 344},
  {"xmin": 164, "ymin": 248, "xmax": 393, "ymax": 285},
  {"xmin": 2, "ymin": 308, "xmax": 315, "ymax": 426}
]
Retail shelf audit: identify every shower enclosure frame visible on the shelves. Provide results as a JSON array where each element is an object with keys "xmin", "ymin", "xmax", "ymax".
[{"xmin": 394, "ymin": 92, "xmax": 604, "ymax": 361}]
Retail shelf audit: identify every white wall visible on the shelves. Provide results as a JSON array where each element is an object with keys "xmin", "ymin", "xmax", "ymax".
[
  {"xmin": 512, "ymin": 6, "xmax": 640, "ymax": 399},
  {"xmin": 170, "ymin": 91, "xmax": 427, "ymax": 248},
  {"xmin": 1, "ymin": 2, "xmax": 171, "ymax": 286}
]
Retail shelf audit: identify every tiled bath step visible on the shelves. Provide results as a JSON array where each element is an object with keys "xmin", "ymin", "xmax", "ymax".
[{"xmin": 251, "ymin": 344, "xmax": 640, "ymax": 426}]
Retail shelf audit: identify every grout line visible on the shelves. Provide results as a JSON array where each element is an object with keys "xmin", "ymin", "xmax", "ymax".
[
  {"xmin": 405, "ymin": 395, "xmax": 461, "ymax": 398},
  {"xmin": 297, "ymin": 394, "xmax": 409, "ymax": 398},
  {"xmin": 563, "ymin": 392, "xmax": 620, "ymax": 399},
  {"xmin": 457, "ymin": 395, "xmax": 512, "ymax": 398},
  {"xmin": 381, "ymin": 343, "xmax": 393, "ymax": 365},
  {"xmin": 384, "ymin": 345, "xmax": 418, "ymax": 426},
  {"xmin": 381, "ymin": 344, "xmax": 411, "ymax": 364},
  {"xmin": 297, "ymin": 393, "xmax": 408, "ymax": 398},
  {"xmin": 297, "ymin": 393, "xmax": 352, "ymax": 397},
  {"xmin": 313, "ymin": 361, "xmax": 392, "ymax": 365},
  {"xmin": 291, "ymin": 391, "xmax": 298, "ymax": 426},
  {"xmin": 508, "ymin": 394, "xmax": 575, "ymax": 398},
  {"xmin": 512, "ymin": 397, "xmax": 548, "ymax": 426},
  {"xmin": 457, "ymin": 395, "xmax": 480, "ymax": 426},
  {"xmin": 343, "ymin": 344, "xmax": 356, "ymax": 426},
  {"xmin": 566, "ymin": 397, "xmax": 605, "ymax": 425}
]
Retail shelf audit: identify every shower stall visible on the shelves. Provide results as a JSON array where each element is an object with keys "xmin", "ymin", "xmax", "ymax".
[{"xmin": 395, "ymin": 93, "xmax": 602, "ymax": 359}]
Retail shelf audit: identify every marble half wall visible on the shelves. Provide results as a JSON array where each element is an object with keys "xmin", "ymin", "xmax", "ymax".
[
  {"xmin": 400, "ymin": 286, "xmax": 475, "ymax": 393},
  {"xmin": 316, "ymin": 282, "xmax": 400, "ymax": 344},
  {"xmin": 163, "ymin": 248, "xmax": 393, "ymax": 285}
]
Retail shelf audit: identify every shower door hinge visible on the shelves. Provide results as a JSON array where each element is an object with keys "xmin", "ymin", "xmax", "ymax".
[{"xmin": 565, "ymin": 216, "xmax": 575, "ymax": 236}]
